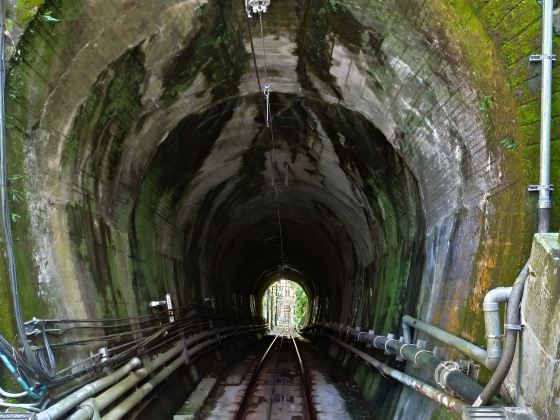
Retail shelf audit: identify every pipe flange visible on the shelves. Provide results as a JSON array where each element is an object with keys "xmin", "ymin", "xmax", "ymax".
[{"xmin": 434, "ymin": 361, "xmax": 461, "ymax": 394}]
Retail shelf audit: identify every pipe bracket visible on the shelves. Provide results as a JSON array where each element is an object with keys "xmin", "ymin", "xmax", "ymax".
[
  {"xmin": 529, "ymin": 54, "xmax": 557, "ymax": 62},
  {"xmin": 414, "ymin": 350, "xmax": 433, "ymax": 367},
  {"xmin": 434, "ymin": 361, "xmax": 462, "ymax": 394}
]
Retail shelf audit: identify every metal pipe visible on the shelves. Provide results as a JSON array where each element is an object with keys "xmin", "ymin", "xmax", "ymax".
[
  {"xmin": 41, "ymin": 324, "xmax": 265, "ymax": 419},
  {"xmin": 538, "ymin": 0, "xmax": 554, "ymax": 233},
  {"xmin": 330, "ymin": 336, "xmax": 467, "ymax": 413},
  {"xmin": 483, "ymin": 287, "xmax": 512, "ymax": 369},
  {"xmin": 100, "ymin": 355, "xmax": 186, "ymax": 420},
  {"xmin": 36, "ymin": 358, "xmax": 141, "ymax": 420},
  {"xmin": 66, "ymin": 341, "xmax": 186, "ymax": 420},
  {"xmin": 474, "ymin": 264, "xmax": 529, "ymax": 406},
  {"xmin": 402, "ymin": 316, "xmax": 489, "ymax": 368},
  {"xmin": 321, "ymin": 324, "xmax": 483, "ymax": 404},
  {"xmin": 64, "ymin": 326, "xmax": 265, "ymax": 419},
  {"xmin": 402, "ymin": 320, "xmax": 412, "ymax": 344}
]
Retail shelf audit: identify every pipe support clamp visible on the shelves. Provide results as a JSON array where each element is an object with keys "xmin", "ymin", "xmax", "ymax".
[
  {"xmin": 504, "ymin": 323, "xmax": 523, "ymax": 331},
  {"xmin": 434, "ymin": 361, "xmax": 462, "ymax": 394}
]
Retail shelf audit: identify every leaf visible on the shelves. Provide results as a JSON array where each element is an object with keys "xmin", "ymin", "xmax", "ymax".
[
  {"xmin": 10, "ymin": 189, "xmax": 23, "ymax": 203},
  {"xmin": 501, "ymin": 137, "xmax": 517, "ymax": 151},
  {"xmin": 40, "ymin": 11, "xmax": 60, "ymax": 23},
  {"xmin": 11, "ymin": 213, "xmax": 20, "ymax": 223}
]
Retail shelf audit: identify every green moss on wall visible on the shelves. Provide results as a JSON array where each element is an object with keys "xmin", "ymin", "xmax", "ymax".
[
  {"xmin": 15, "ymin": 0, "xmax": 44, "ymax": 26},
  {"xmin": 2, "ymin": 0, "xmax": 88, "ymax": 327},
  {"xmin": 161, "ymin": 0, "xmax": 248, "ymax": 105}
]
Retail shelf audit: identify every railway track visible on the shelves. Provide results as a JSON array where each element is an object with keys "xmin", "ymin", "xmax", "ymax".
[{"xmin": 236, "ymin": 329, "xmax": 315, "ymax": 420}]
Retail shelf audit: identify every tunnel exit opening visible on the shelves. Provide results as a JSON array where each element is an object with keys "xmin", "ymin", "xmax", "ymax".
[{"xmin": 262, "ymin": 279, "xmax": 308, "ymax": 330}]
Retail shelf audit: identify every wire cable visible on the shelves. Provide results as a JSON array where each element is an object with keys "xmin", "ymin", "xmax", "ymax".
[
  {"xmin": 247, "ymin": 3, "xmax": 286, "ymax": 278},
  {"xmin": 0, "ymin": 0, "xmax": 57, "ymax": 390}
]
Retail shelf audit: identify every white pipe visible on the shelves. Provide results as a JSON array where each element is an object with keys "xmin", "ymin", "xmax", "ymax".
[
  {"xmin": 0, "ymin": 400, "xmax": 42, "ymax": 413},
  {"xmin": 0, "ymin": 384, "xmax": 27, "ymax": 399},
  {"xmin": 538, "ymin": 0, "xmax": 554, "ymax": 233}
]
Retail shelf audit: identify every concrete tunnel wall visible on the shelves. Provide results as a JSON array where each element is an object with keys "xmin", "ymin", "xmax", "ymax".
[{"xmin": 1, "ymin": 0, "xmax": 559, "ymax": 418}]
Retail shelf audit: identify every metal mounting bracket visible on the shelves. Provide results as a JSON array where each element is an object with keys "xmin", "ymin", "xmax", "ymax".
[
  {"xmin": 528, "ymin": 184, "xmax": 554, "ymax": 192},
  {"xmin": 530, "ymin": 54, "xmax": 557, "ymax": 63},
  {"xmin": 149, "ymin": 293, "xmax": 174, "ymax": 322},
  {"xmin": 246, "ymin": 0, "xmax": 270, "ymax": 17}
]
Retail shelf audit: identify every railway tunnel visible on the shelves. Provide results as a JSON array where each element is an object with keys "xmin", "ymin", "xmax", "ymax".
[{"xmin": 1, "ymin": 0, "xmax": 560, "ymax": 419}]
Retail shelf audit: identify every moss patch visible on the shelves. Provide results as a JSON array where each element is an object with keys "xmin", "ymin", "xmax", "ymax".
[{"xmin": 15, "ymin": 0, "xmax": 44, "ymax": 26}]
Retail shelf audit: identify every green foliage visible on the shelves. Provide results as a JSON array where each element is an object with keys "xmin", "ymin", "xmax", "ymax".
[
  {"xmin": 40, "ymin": 11, "xmax": 59, "ymax": 23},
  {"xmin": 8, "ymin": 174, "xmax": 24, "ymax": 209},
  {"xmin": 14, "ymin": 0, "xmax": 44, "ymax": 25},
  {"xmin": 479, "ymin": 94, "xmax": 494, "ymax": 123},
  {"xmin": 294, "ymin": 283, "xmax": 308, "ymax": 327},
  {"xmin": 9, "ymin": 174, "xmax": 24, "ymax": 201},
  {"xmin": 78, "ymin": 238, "xmax": 88, "ymax": 259},
  {"xmin": 500, "ymin": 137, "xmax": 517, "ymax": 151}
]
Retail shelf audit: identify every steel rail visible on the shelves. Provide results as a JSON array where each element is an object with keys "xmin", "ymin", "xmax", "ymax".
[
  {"xmin": 266, "ymin": 335, "xmax": 284, "ymax": 420},
  {"xmin": 235, "ymin": 334, "xmax": 279, "ymax": 420},
  {"xmin": 289, "ymin": 333, "xmax": 316, "ymax": 420}
]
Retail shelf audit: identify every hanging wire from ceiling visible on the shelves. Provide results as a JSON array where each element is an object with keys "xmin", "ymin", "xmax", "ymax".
[{"xmin": 244, "ymin": 1, "xmax": 286, "ymax": 278}]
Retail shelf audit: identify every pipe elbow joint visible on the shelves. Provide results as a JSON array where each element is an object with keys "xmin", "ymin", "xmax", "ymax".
[
  {"xmin": 483, "ymin": 287, "xmax": 512, "ymax": 309},
  {"xmin": 484, "ymin": 356, "xmax": 501, "ymax": 371}
]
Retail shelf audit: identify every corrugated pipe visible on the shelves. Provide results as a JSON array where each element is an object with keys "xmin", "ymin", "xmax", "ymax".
[{"xmin": 311, "ymin": 323, "xmax": 484, "ymax": 404}]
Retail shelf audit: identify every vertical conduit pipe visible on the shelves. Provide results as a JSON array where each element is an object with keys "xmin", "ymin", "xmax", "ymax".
[
  {"xmin": 538, "ymin": 0, "xmax": 554, "ymax": 233},
  {"xmin": 473, "ymin": 264, "xmax": 529, "ymax": 406},
  {"xmin": 482, "ymin": 287, "xmax": 512, "ymax": 369}
]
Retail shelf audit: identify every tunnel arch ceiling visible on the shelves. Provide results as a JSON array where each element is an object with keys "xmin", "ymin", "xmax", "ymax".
[{"xmin": 3, "ymin": 0, "xmax": 555, "ymax": 415}]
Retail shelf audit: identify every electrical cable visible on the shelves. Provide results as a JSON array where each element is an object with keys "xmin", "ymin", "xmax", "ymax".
[
  {"xmin": 0, "ymin": 0, "xmax": 56, "ymax": 393},
  {"xmin": 0, "ymin": 384, "xmax": 27, "ymax": 399},
  {"xmin": 0, "ymin": 0, "xmax": 266, "ymax": 395},
  {"xmin": 244, "ymin": 6, "xmax": 262, "ymax": 93},
  {"xmin": 246, "ymin": 1, "xmax": 287, "ymax": 278},
  {"xmin": 0, "ymin": 401, "xmax": 42, "ymax": 413}
]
